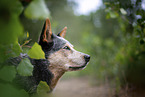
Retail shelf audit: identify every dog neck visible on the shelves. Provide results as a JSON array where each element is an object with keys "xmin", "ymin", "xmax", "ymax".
[{"xmin": 48, "ymin": 65, "xmax": 65, "ymax": 91}]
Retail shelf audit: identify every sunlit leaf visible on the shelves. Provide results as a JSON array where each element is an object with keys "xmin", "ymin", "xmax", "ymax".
[
  {"xmin": 24, "ymin": 0, "xmax": 50, "ymax": 19},
  {"xmin": 109, "ymin": 11, "xmax": 118, "ymax": 18},
  {"xmin": 106, "ymin": 13, "xmax": 111, "ymax": 19},
  {"xmin": 37, "ymin": 81, "xmax": 50, "ymax": 94},
  {"xmin": 28, "ymin": 42, "xmax": 45, "ymax": 59},
  {"xmin": 17, "ymin": 58, "xmax": 33, "ymax": 76},
  {"xmin": 104, "ymin": 2, "xmax": 110, "ymax": 5},
  {"xmin": 27, "ymin": 32, "xmax": 29, "ymax": 38},
  {"xmin": 120, "ymin": 8, "xmax": 127, "ymax": 15},
  {"xmin": 0, "ymin": 66, "xmax": 16, "ymax": 82}
]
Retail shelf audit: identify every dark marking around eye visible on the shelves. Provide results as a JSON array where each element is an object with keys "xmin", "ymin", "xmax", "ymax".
[{"xmin": 63, "ymin": 46, "xmax": 70, "ymax": 50}]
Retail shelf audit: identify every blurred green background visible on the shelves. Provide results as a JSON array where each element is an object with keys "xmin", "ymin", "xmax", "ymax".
[{"xmin": 0, "ymin": 0, "xmax": 145, "ymax": 97}]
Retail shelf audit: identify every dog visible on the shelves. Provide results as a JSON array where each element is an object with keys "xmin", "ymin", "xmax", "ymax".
[
  {"xmin": 13, "ymin": 18, "xmax": 90, "ymax": 93},
  {"xmin": 38, "ymin": 18, "xmax": 90, "ymax": 90}
]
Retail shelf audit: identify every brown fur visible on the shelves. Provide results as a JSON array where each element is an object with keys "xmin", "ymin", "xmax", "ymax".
[
  {"xmin": 58, "ymin": 26, "xmax": 67, "ymax": 38},
  {"xmin": 47, "ymin": 41, "xmax": 87, "ymax": 90},
  {"xmin": 43, "ymin": 18, "xmax": 52, "ymax": 42}
]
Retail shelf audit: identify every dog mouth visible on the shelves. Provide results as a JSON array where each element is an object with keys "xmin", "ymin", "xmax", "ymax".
[
  {"xmin": 68, "ymin": 55, "xmax": 90, "ymax": 71},
  {"xmin": 68, "ymin": 62, "xmax": 89, "ymax": 71}
]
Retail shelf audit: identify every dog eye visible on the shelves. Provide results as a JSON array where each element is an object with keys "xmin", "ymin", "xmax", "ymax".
[{"xmin": 63, "ymin": 46, "xmax": 70, "ymax": 50}]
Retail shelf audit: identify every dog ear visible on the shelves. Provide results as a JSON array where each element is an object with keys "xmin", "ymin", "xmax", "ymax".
[
  {"xmin": 57, "ymin": 26, "xmax": 67, "ymax": 38},
  {"xmin": 39, "ymin": 18, "xmax": 52, "ymax": 43}
]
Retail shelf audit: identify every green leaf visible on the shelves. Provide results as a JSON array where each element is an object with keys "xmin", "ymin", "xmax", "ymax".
[
  {"xmin": 17, "ymin": 89, "xmax": 29, "ymax": 97},
  {"xmin": 0, "ymin": 83, "xmax": 29, "ymax": 97},
  {"xmin": 24, "ymin": 0, "xmax": 50, "ymax": 19},
  {"xmin": 0, "ymin": 66, "xmax": 16, "ymax": 82},
  {"xmin": 0, "ymin": 0, "xmax": 23, "ymax": 45},
  {"xmin": 0, "ymin": 15, "xmax": 23, "ymax": 45},
  {"xmin": 12, "ymin": 1, "xmax": 24, "ymax": 15},
  {"xmin": 7, "ymin": 43, "xmax": 22, "ymax": 57},
  {"xmin": 28, "ymin": 42, "xmax": 45, "ymax": 59},
  {"xmin": 37, "ymin": 81, "xmax": 50, "ymax": 94},
  {"xmin": 0, "ymin": 43, "xmax": 22, "ymax": 63},
  {"xmin": 17, "ymin": 58, "xmax": 33, "ymax": 76}
]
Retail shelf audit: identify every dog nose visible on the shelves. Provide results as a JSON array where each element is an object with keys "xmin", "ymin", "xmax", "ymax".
[{"xmin": 84, "ymin": 55, "xmax": 90, "ymax": 62}]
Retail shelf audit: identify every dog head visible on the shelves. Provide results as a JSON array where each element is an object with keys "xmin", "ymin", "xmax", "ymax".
[
  {"xmin": 38, "ymin": 18, "xmax": 90, "ymax": 90},
  {"xmin": 39, "ymin": 18, "xmax": 90, "ymax": 72}
]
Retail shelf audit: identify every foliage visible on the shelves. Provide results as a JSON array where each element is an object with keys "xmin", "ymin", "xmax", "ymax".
[
  {"xmin": 0, "ymin": 83, "xmax": 29, "ymax": 97},
  {"xmin": 28, "ymin": 42, "xmax": 45, "ymax": 59},
  {"xmin": 104, "ymin": 0, "xmax": 145, "ymax": 83},
  {"xmin": 0, "ymin": 0, "xmax": 49, "ymax": 97},
  {"xmin": 24, "ymin": 0, "xmax": 50, "ymax": 19},
  {"xmin": 17, "ymin": 58, "xmax": 33, "ymax": 76},
  {"xmin": 0, "ymin": 66, "xmax": 16, "ymax": 82},
  {"xmin": 0, "ymin": 43, "xmax": 22, "ymax": 63},
  {"xmin": 37, "ymin": 81, "xmax": 50, "ymax": 95}
]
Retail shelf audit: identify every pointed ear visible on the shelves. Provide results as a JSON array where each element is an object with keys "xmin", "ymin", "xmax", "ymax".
[
  {"xmin": 57, "ymin": 26, "xmax": 67, "ymax": 38},
  {"xmin": 39, "ymin": 18, "xmax": 52, "ymax": 43}
]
